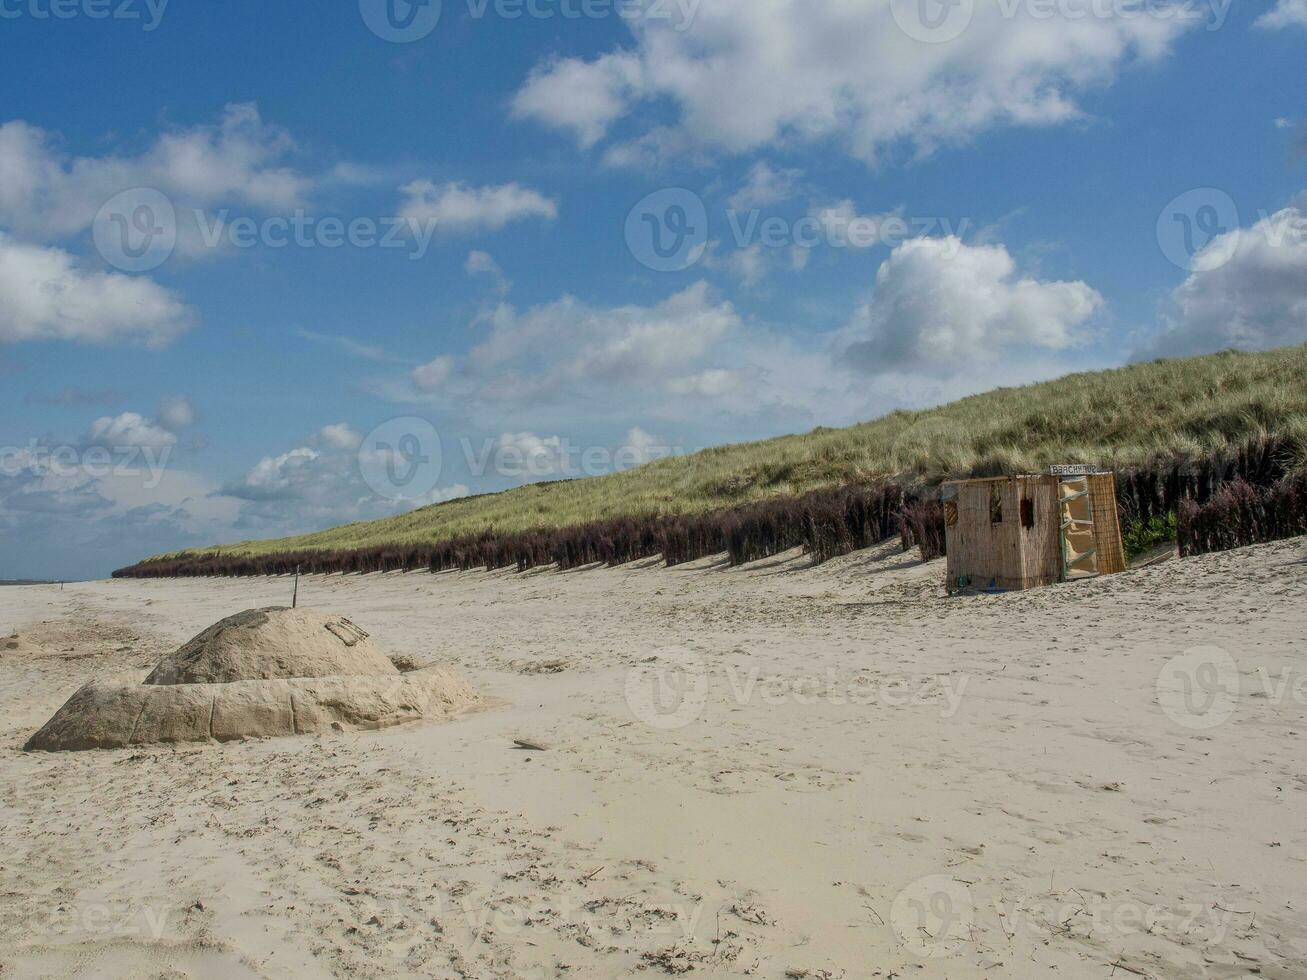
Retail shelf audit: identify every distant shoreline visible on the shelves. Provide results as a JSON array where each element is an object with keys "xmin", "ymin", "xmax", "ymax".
[{"xmin": 0, "ymin": 580, "xmax": 60, "ymax": 587}]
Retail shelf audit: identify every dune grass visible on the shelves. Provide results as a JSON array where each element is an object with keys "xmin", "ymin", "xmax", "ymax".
[{"xmin": 158, "ymin": 345, "xmax": 1307, "ymax": 561}]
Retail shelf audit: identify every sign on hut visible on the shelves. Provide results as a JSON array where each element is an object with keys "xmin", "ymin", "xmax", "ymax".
[{"xmin": 940, "ymin": 470, "xmax": 1126, "ymax": 593}]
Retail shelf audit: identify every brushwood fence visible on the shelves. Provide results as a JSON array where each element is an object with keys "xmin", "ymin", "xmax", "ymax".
[{"xmin": 113, "ymin": 436, "xmax": 1304, "ymax": 579}]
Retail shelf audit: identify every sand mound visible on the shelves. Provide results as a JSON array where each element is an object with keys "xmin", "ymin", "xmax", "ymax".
[
  {"xmin": 24, "ymin": 608, "xmax": 481, "ymax": 752},
  {"xmin": 145, "ymin": 607, "xmax": 397, "ymax": 684}
]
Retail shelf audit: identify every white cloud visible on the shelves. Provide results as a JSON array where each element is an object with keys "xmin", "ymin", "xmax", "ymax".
[
  {"xmin": 0, "ymin": 234, "xmax": 192, "ymax": 345},
  {"xmin": 810, "ymin": 200, "xmax": 903, "ymax": 249},
  {"xmin": 86, "ymin": 412, "xmax": 178, "ymax": 451},
  {"xmin": 621, "ymin": 426, "xmax": 668, "ymax": 466},
  {"xmin": 398, "ymin": 180, "xmax": 558, "ymax": 233},
  {"xmin": 219, "ymin": 434, "xmax": 468, "ymax": 533},
  {"xmin": 728, "ymin": 162, "xmax": 803, "ymax": 210},
  {"xmin": 512, "ymin": 0, "xmax": 1196, "ymax": 167},
  {"xmin": 318, "ymin": 423, "xmax": 363, "ymax": 451},
  {"xmin": 1257, "ymin": 0, "xmax": 1307, "ymax": 29},
  {"xmin": 466, "ymin": 250, "xmax": 501, "ymax": 276},
  {"xmin": 412, "ymin": 355, "xmax": 454, "ymax": 393},
  {"xmin": 493, "ymin": 432, "xmax": 569, "ymax": 476},
  {"xmin": 511, "ymin": 52, "xmax": 645, "ymax": 149},
  {"xmin": 295, "ymin": 329, "xmax": 401, "ymax": 363},
  {"xmin": 0, "ymin": 104, "xmax": 310, "ymax": 244},
  {"xmin": 1143, "ymin": 205, "xmax": 1307, "ymax": 357},
  {"xmin": 158, "ymin": 395, "xmax": 195, "ymax": 432},
  {"xmin": 667, "ymin": 368, "xmax": 746, "ymax": 398},
  {"xmin": 706, "ymin": 243, "xmax": 769, "ymax": 287},
  {"xmin": 839, "ymin": 237, "xmax": 1102, "ymax": 375}
]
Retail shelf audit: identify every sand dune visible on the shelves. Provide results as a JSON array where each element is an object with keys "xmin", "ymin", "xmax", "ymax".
[{"xmin": 2, "ymin": 540, "xmax": 1305, "ymax": 978}]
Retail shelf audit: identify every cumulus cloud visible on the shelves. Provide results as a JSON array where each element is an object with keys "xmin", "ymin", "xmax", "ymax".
[
  {"xmin": 728, "ymin": 162, "xmax": 803, "ymax": 211},
  {"xmin": 1141, "ymin": 205, "xmax": 1307, "ymax": 357},
  {"xmin": 511, "ymin": 52, "xmax": 645, "ymax": 149},
  {"xmin": 398, "ymin": 181, "xmax": 558, "ymax": 233},
  {"xmin": 219, "ymin": 435, "xmax": 468, "ymax": 533},
  {"xmin": 317, "ymin": 423, "xmax": 362, "ymax": 451},
  {"xmin": 0, "ymin": 104, "xmax": 310, "ymax": 244},
  {"xmin": 1257, "ymin": 0, "xmax": 1307, "ymax": 29},
  {"xmin": 809, "ymin": 201, "xmax": 905, "ymax": 249},
  {"xmin": 158, "ymin": 395, "xmax": 195, "ymax": 432},
  {"xmin": 466, "ymin": 250, "xmax": 501, "ymax": 276},
  {"xmin": 86, "ymin": 412, "xmax": 178, "ymax": 451},
  {"xmin": 839, "ymin": 237, "xmax": 1102, "ymax": 375},
  {"xmin": 511, "ymin": 0, "xmax": 1197, "ymax": 167},
  {"xmin": 411, "ymin": 355, "xmax": 454, "ymax": 393},
  {"xmin": 0, "ymin": 234, "xmax": 192, "ymax": 345}
]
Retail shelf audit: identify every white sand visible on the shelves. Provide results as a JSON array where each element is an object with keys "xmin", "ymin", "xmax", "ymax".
[{"xmin": 1, "ymin": 539, "xmax": 1305, "ymax": 978}]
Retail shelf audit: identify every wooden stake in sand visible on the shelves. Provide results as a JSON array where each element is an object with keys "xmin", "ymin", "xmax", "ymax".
[{"xmin": 292, "ymin": 565, "xmax": 300, "ymax": 609}]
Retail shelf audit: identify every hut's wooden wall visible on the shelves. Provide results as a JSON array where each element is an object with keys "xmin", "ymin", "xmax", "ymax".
[
  {"xmin": 1089, "ymin": 472, "xmax": 1127, "ymax": 575},
  {"xmin": 1019, "ymin": 478, "xmax": 1063, "ymax": 587},
  {"xmin": 944, "ymin": 476, "xmax": 1061, "ymax": 591}
]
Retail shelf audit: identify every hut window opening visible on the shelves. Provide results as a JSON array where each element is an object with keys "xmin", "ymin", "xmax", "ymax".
[
  {"xmin": 989, "ymin": 485, "xmax": 1003, "ymax": 525},
  {"xmin": 1021, "ymin": 497, "xmax": 1035, "ymax": 529}
]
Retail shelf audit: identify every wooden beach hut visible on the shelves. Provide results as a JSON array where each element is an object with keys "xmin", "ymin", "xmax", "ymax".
[{"xmin": 941, "ymin": 470, "xmax": 1126, "ymax": 593}]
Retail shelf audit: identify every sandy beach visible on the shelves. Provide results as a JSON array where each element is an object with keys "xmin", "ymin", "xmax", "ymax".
[{"xmin": 2, "ymin": 541, "xmax": 1306, "ymax": 979}]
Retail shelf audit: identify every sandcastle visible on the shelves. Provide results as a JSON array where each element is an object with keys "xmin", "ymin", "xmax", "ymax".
[{"xmin": 24, "ymin": 607, "xmax": 481, "ymax": 752}]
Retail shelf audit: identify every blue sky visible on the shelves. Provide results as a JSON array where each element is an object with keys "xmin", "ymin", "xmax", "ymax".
[{"xmin": 1, "ymin": 0, "xmax": 1305, "ymax": 580}]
